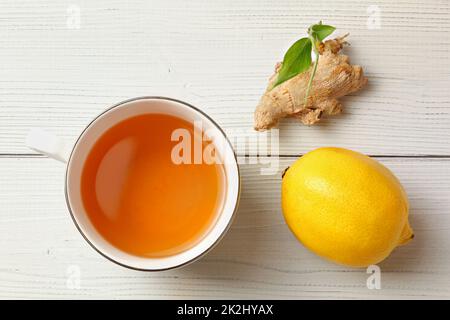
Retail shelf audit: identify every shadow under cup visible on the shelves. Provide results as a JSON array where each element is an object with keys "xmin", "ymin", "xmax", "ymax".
[{"xmin": 65, "ymin": 97, "xmax": 240, "ymax": 271}]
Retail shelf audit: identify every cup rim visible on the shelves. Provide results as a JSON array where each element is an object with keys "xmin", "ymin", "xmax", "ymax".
[{"xmin": 64, "ymin": 96, "xmax": 241, "ymax": 271}]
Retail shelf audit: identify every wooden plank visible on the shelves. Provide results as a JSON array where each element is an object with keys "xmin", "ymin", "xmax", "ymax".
[
  {"xmin": 0, "ymin": 157, "xmax": 449, "ymax": 299},
  {"xmin": 0, "ymin": 0, "xmax": 449, "ymax": 155}
]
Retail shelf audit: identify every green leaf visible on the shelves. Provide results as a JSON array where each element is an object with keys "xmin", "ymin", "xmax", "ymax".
[
  {"xmin": 310, "ymin": 24, "xmax": 336, "ymax": 41},
  {"xmin": 272, "ymin": 37, "xmax": 312, "ymax": 88}
]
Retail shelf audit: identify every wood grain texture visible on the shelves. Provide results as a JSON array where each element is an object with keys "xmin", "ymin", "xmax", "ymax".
[
  {"xmin": 1, "ymin": 0, "xmax": 450, "ymax": 299},
  {"xmin": 0, "ymin": 0, "xmax": 449, "ymax": 155},
  {"xmin": 1, "ymin": 157, "xmax": 449, "ymax": 299}
]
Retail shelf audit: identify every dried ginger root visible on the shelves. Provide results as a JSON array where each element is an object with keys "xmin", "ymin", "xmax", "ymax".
[{"xmin": 254, "ymin": 35, "xmax": 368, "ymax": 131}]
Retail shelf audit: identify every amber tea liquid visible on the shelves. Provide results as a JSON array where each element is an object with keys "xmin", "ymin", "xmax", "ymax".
[{"xmin": 81, "ymin": 113, "xmax": 226, "ymax": 257}]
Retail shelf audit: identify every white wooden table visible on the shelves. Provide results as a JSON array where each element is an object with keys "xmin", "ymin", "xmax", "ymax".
[{"xmin": 1, "ymin": 0, "xmax": 449, "ymax": 299}]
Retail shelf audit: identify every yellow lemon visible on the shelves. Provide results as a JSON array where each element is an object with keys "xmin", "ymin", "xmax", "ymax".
[{"xmin": 281, "ymin": 147, "xmax": 413, "ymax": 267}]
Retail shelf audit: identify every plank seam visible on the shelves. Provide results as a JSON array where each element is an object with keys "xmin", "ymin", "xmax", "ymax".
[{"xmin": 1, "ymin": 153, "xmax": 450, "ymax": 159}]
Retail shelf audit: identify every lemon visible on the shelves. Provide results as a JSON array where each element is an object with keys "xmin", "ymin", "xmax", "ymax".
[{"xmin": 281, "ymin": 147, "xmax": 413, "ymax": 267}]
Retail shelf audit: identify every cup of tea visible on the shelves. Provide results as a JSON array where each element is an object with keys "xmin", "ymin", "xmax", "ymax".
[{"xmin": 26, "ymin": 97, "xmax": 240, "ymax": 271}]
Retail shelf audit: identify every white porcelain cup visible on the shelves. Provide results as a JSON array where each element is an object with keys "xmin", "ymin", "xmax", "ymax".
[{"xmin": 26, "ymin": 97, "xmax": 240, "ymax": 271}]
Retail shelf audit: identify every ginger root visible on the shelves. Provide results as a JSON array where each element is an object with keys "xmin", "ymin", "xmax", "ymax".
[{"xmin": 254, "ymin": 35, "xmax": 368, "ymax": 131}]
